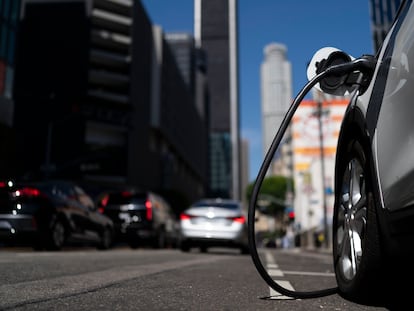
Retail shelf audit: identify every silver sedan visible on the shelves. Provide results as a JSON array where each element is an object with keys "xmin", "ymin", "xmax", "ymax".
[{"xmin": 179, "ymin": 198, "xmax": 249, "ymax": 254}]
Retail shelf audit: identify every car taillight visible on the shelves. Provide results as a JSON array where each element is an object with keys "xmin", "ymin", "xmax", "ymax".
[
  {"xmin": 0, "ymin": 180, "xmax": 14, "ymax": 188},
  {"xmin": 13, "ymin": 187, "xmax": 42, "ymax": 198},
  {"xmin": 98, "ymin": 194, "xmax": 109, "ymax": 213},
  {"xmin": 145, "ymin": 200, "xmax": 153, "ymax": 220},
  {"xmin": 230, "ymin": 216, "xmax": 246, "ymax": 224},
  {"xmin": 180, "ymin": 213, "xmax": 193, "ymax": 220}
]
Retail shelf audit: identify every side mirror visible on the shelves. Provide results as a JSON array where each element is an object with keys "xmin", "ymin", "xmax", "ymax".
[{"xmin": 307, "ymin": 47, "xmax": 354, "ymax": 96}]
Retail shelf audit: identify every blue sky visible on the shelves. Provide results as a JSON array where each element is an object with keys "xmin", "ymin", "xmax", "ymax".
[{"xmin": 140, "ymin": 0, "xmax": 374, "ymax": 182}]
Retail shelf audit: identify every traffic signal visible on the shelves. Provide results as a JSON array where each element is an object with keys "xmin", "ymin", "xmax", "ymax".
[{"xmin": 288, "ymin": 210, "xmax": 295, "ymax": 223}]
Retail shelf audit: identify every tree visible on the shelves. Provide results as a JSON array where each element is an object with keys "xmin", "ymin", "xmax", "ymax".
[{"xmin": 245, "ymin": 175, "xmax": 294, "ymax": 216}]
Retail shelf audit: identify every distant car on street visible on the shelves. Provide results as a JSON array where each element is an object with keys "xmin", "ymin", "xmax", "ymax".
[
  {"xmin": 0, "ymin": 179, "xmax": 114, "ymax": 250},
  {"xmin": 96, "ymin": 189, "xmax": 178, "ymax": 249},
  {"xmin": 179, "ymin": 198, "xmax": 249, "ymax": 254}
]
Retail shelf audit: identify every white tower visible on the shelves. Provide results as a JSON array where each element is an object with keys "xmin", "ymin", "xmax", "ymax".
[{"xmin": 260, "ymin": 43, "xmax": 292, "ymax": 174}]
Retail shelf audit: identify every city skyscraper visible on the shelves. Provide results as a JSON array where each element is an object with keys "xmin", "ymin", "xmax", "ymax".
[
  {"xmin": 369, "ymin": 0, "xmax": 402, "ymax": 51},
  {"xmin": 194, "ymin": 0, "xmax": 240, "ymax": 199},
  {"xmin": 9, "ymin": 0, "xmax": 207, "ymax": 207},
  {"xmin": 260, "ymin": 43, "xmax": 292, "ymax": 174},
  {"xmin": 0, "ymin": 0, "xmax": 21, "ymax": 177}
]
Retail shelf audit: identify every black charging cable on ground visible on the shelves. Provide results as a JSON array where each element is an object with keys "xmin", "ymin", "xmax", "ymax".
[{"xmin": 247, "ymin": 56, "xmax": 376, "ymax": 299}]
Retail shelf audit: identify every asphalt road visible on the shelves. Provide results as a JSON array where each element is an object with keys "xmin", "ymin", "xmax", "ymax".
[{"xmin": 0, "ymin": 246, "xmax": 391, "ymax": 310}]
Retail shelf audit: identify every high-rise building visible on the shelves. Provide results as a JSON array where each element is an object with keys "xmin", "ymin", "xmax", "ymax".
[
  {"xmin": 164, "ymin": 32, "xmax": 195, "ymax": 93},
  {"xmin": 369, "ymin": 0, "xmax": 402, "ymax": 52},
  {"xmin": 194, "ymin": 0, "xmax": 240, "ymax": 200},
  {"xmin": 260, "ymin": 43, "xmax": 292, "ymax": 175},
  {"xmin": 0, "ymin": 0, "xmax": 21, "ymax": 177},
  {"xmin": 9, "ymin": 0, "xmax": 207, "ymax": 208}
]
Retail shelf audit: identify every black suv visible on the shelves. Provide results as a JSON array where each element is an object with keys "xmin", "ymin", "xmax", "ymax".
[{"xmin": 96, "ymin": 189, "xmax": 178, "ymax": 248}]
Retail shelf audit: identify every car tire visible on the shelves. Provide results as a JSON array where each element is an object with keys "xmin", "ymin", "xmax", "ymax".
[
  {"xmin": 333, "ymin": 140, "xmax": 383, "ymax": 304},
  {"xmin": 47, "ymin": 218, "xmax": 66, "ymax": 251},
  {"xmin": 97, "ymin": 227, "xmax": 113, "ymax": 250},
  {"xmin": 180, "ymin": 241, "xmax": 190, "ymax": 252},
  {"xmin": 128, "ymin": 238, "xmax": 139, "ymax": 249},
  {"xmin": 240, "ymin": 245, "xmax": 250, "ymax": 255},
  {"xmin": 154, "ymin": 229, "xmax": 166, "ymax": 249}
]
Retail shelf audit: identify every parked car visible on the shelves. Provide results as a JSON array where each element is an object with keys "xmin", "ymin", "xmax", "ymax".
[
  {"xmin": 306, "ymin": 0, "xmax": 414, "ymax": 304},
  {"xmin": 96, "ymin": 189, "xmax": 178, "ymax": 248},
  {"xmin": 180, "ymin": 198, "xmax": 249, "ymax": 254},
  {"xmin": 0, "ymin": 179, "xmax": 114, "ymax": 250}
]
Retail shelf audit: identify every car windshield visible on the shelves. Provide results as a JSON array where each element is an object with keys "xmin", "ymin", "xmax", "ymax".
[
  {"xmin": 192, "ymin": 201, "xmax": 240, "ymax": 210},
  {"xmin": 106, "ymin": 192, "xmax": 147, "ymax": 205}
]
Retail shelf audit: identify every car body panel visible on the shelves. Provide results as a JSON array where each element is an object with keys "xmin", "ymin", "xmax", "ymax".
[
  {"xmin": 342, "ymin": 0, "xmax": 414, "ymax": 215},
  {"xmin": 373, "ymin": 4, "xmax": 414, "ymax": 212},
  {"xmin": 334, "ymin": 0, "xmax": 414, "ymax": 254}
]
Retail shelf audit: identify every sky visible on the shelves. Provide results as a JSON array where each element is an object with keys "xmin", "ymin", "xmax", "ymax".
[{"xmin": 140, "ymin": 0, "xmax": 374, "ymax": 182}]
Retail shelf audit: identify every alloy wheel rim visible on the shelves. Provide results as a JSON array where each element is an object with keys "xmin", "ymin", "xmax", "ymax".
[
  {"xmin": 53, "ymin": 222, "xmax": 65, "ymax": 247},
  {"xmin": 336, "ymin": 158, "xmax": 367, "ymax": 281}
]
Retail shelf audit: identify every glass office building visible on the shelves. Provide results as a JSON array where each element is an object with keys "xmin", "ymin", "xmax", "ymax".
[
  {"xmin": 0, "ymin": 0, "xmax": 21, "ymax": 177},
  {"xmin": 369, "ymin": 0, "xmax": 402, "ymax": 51},
  {"xmin": 195, "ymin": 0, "xmax": 240, "ymax": 199}
]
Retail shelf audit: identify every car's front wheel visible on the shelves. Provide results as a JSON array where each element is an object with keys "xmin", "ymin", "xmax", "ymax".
[
  {"xmin": 46, "ymin": 218, "xmax": 66, "ymax": 251},
  {"xmin": 333, "ymin": 140, "xmax": 383, "ymax": 303},
  {"xmin": 97, "ymin": 227, "xmax": 113, "ymax": 250}
]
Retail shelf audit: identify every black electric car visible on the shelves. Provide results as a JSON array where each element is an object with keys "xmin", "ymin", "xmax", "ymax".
[{"xmin": 0, "ymin": 179, "xmax": 114, "ymax": 250}]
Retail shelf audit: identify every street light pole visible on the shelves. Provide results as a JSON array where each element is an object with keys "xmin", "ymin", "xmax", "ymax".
[{"xmin": 317, "ymin": 99, "xmax": 329, "ymax": 249}]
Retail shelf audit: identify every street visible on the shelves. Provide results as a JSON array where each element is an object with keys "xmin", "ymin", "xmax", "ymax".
[{"xmin": 0, "ymin": 246, "xmax": 390, "ymax": 310}]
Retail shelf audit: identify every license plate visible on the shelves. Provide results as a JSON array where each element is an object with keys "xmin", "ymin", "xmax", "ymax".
[{"xmin": 118, "ymin": 212, "xmax": 131, "ymax": 223}]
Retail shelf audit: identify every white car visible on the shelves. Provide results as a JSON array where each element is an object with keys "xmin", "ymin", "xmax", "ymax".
[{"xmin": 179, "ymin": 198, "xmax": 249, "ymax": 254}]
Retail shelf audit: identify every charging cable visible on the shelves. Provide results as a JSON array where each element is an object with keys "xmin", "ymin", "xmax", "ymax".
[{"xmin": 247, "ymin": 56, "xmax": 376, "ymax": 299}]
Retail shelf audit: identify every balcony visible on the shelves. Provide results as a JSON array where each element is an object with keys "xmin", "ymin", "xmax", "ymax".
[
  {"xmin": 91, "ymin": 29, "xmax": 131, "ymax": 53},
  {"xmin": 93, "ymin": 0, "xmax": 133, "ymax": 17},
  {"xmin": 87, "ymin": 89, "xmax": 129, "ymax": 105},
  {"xmin": 89, "ymin": 48, "xmax": 130, "ymax": 71},
  {"xmin": 88, "ymin": 69, "xmax": 129, "ymax": 89},
  {"xmin": 91, "ymin": 8, "xmax": 132, "ymax": 35}
]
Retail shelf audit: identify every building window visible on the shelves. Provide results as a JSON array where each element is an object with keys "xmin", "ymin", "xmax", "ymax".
[
  {"xmin": 6, "ymin": 29, "xmax": 14, "ymax": 63},
  {"xmin": 0, "ymin": 25, "xmax": 7, "ymax": 59}
]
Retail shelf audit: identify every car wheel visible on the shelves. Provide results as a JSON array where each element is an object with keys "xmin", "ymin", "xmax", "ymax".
[
  {"xmin": 97, "ymin": 227, "xmax": 113, "ymax": 250},
  {"xmin": 128, "ymin": 239, "xmax": 139, "ymax": 249},
  {"xmin": 333, "ymin": 140, "xmax": 383, "ymax": 303},
  {"xmin": 240, "ymin": 245, "xmax": 250, "ymax": 255},
  {"xmin": 154, "ymin": 229, "xmax": 166, "ymax": 249},
  {"xmin": 47, "ymin": 219, "xmax": 66, "ymax": 251},
  {"xmin": 180, "ymin": 241, "xmax": 190, "ymax": 252}
]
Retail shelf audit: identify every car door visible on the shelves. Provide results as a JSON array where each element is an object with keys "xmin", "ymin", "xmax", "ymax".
[
  {"xmin": 54, "ymin": 182, "xmax": 91, "ymax": 235},
  {"xmin": 371, "ymin": 1, "xmax": 414, "ymax": 212},
  {"xmin": 72, "ymin": 184, "xmax": 103, "ymax": 237}
]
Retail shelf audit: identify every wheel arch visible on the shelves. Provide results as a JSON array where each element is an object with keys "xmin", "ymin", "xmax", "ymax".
[
  {"xmin": 333, "ymin": 106, "xmax": 387, "ymax": 303},
  {"xmin": 335, "ymin": 106, "xmax": 376, "ymax": 200}
]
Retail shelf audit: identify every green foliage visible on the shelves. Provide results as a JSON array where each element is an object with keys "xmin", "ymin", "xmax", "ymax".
[{"xmin": 245, "ymin": 175, "xmax": 294, "ymax": 215}]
